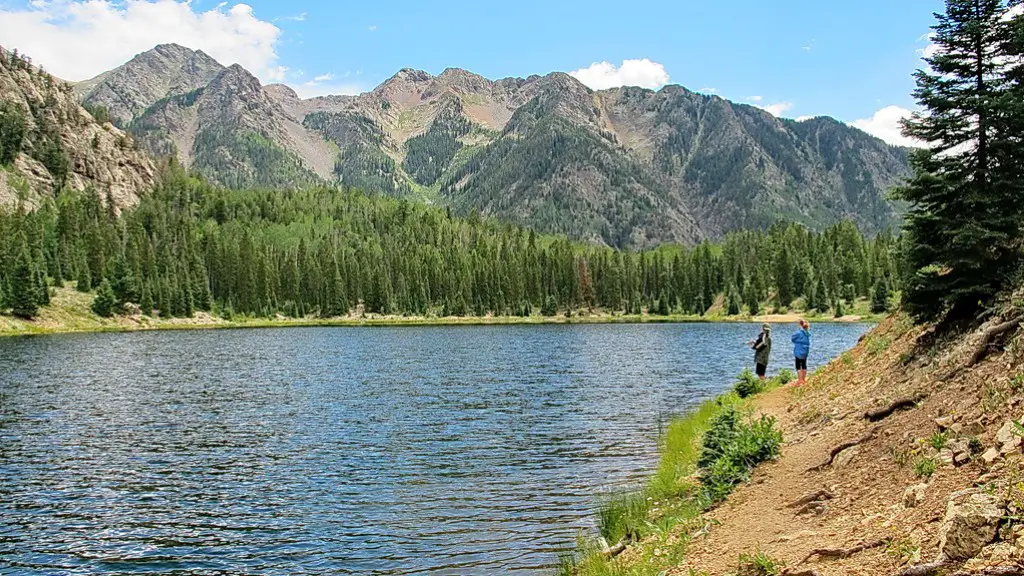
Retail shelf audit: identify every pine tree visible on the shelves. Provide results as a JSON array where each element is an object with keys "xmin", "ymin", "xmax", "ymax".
[
  {"xmin": 744, "ymin": 278, "xmax": 761, "ymax": 315},
  {"xmin": 91, "ymin": 279, "xmax": 117, "ymax": 317},
  {"xmin": 898, "ymin": 0, "xmax": 1020, "ymax": 321},
  {"xmin": 726, "ymin": 287, "xmax": 741, "ymax": 316},
  {"xmin": 140, "ymin": 282, "xmax": 154, "ymax": 316},
  {"xmin": 775, "ymin": 246, "xmax": 794, "ymax": 308},
  {"xmin": 10, "ymin": 246, "xmax": 38, "ymax": 319},
  {"xmin": 871, "ymin": 278, "xmax": 891, "ymax": 314}
]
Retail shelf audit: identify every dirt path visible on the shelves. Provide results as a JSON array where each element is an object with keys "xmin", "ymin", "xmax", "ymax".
[{"xmin": 669, "ymin": 315, "xmax": 1024, "ymax": 575}]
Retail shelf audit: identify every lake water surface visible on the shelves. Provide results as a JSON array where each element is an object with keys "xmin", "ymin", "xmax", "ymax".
[{"xmin": 0, "ymin": 323, "xmax": 869, "ymax": 575}]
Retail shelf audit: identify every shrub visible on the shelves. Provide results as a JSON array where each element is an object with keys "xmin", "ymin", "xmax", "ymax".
[
  {"xmin": 698, "ymin": 407, "xmax": 782, "ymax": 503},
  {"xmin": 773, "ymin": 369, "xmax": 795, "ymax": 386},
  {"xmin": 927, "ymin": 431, "xmax": 949, "ymax": 451},
  {"xmin": 734, "ymin": 368, "xmax": 764, "ymax": 398},
  {"xmin": 914, "ymin": 456, "xmax": 937, "ymax": 479}
]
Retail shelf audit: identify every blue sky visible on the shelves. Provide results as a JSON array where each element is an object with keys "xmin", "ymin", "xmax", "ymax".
[{"xmin": 0, "ymin": 0, "xmax": 943, "ymax": 145}]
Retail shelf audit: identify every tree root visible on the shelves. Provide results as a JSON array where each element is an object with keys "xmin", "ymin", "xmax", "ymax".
[
  {"xmin": 967, "ymin": 314, "xmax": 1024, "ymax": 367},
  {"xmin": 782, "ymin": 569, "xmax": 822, "ymax": 576},
  {"xmin": 807, "ymin": 427, "xmax": 878, "ymax": 472},
  {"xmin": 950, "ymin": 567, "xmax": 1024, "ymax": 576},
  {"xmin": 787, "ymin": 489, "xmax": 835, "ymax": 508},
  {"xmin": 897, "ymin": 561, "xmax": 949, "ymax": 576},
  {"xmin": 865, "ymin": 394, "xmax": 927, "ymax": 422},
  {"xmin": 800, "ymin": 538, "xmax": 887, "ymax": 564},
  {"xmin": 795, "ymin": 502, "xmax": 828, "ymax": 516}
]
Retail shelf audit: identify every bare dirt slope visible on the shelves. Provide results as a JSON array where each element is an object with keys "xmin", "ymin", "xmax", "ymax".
[{"xmin": 674, "ymin": 306, "xmax": 1024, "ymax": 575}]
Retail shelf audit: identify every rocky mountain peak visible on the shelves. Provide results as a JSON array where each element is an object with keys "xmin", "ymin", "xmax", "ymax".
[{"xmin": 78, "ymin": 43, "xmax": 225, "ymax": 125}]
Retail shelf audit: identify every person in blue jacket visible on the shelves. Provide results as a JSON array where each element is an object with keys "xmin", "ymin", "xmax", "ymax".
[{"xmin": 791, "ymin": 319, "xmax": 811, "ymax": 386}]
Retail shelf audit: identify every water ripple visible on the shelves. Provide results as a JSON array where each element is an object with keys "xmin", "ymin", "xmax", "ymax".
[{"xmin": 0, "ymin": 323, "xmax": 869, "ymax": 574}]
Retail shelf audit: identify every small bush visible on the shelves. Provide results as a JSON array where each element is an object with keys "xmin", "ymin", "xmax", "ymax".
[
  {"xmin": 734, "ymin": 368, "xmax": 764, "ymax": 398},
  {"xmin": 1011, "ymin": 373, "xmax": 1024, "ymax": 392},
  {"xmin": 737, "ymin": 550, "xmax": 784, "ymax": 576},
  {"xmin": 914, "ymin": 456, "xmax": 937, "ymax": 479},
  {"xmin": 698, "ymin": 407, "xmax": 782, "ymax": 503},
  {"xmin": 773, "ymin": 369, "xmax": 795, "ymax": 386},
  {"xmin": 968, "ymin": 436, "xmax": 984, "ymax": 455},
  {"xmin": 927, "ymin": 431, "xmax": 949, "ymax": 451}
]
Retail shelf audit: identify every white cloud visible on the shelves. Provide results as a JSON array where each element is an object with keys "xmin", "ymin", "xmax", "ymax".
[
  {"xmin": 569, "ymin": 58, "xmax": 670, "ymax": 90},
  {"xmin": 698, "ymin": 87, "xmax": 718, "ymax": 94},
  {"xmin": 851, "ymin": 105, "xmax": 923, "ymax": 147},
  {"xmin": 758, "ymin": 102, "xmax": 793, "ymax": 117},
  {"xmin": 745, "ymin": 95, "xmax": 764, "ymax": 102},
  {"xmin": 367, "ymin": 25, "xmax": 378, "ymax": 31},
  {"xmin": 0, "ymin": 0, "xmax": 283, "ymax": 83},
  {"xmin": 292, "ymin": 73, "xmax": 364, "ymax": 99},
  {"xmin": 795, "ymin": 115, "xmax": 815, "ymax": 122},
  {"xmin": 278, "ymin": 12, "xmax": 306, "ymax": 22}
]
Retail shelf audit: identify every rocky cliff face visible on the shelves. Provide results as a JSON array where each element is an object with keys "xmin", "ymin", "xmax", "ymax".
[
  {"xmin": 74, "ymin": 44, "xmax": 912, "ymax": 247},
  {"xmin": 0, "ymin": 46, "xmax": 156, "ymax": 210},
  {"xmin": 76, "ymin": 43, "xmax": 225, "ymax": 127}
]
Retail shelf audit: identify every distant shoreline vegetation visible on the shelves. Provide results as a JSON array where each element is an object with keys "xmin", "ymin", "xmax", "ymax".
[
  {"xmin": 0, "ymin": 166, "xmax": 899, "ymax": 331},
  {"xmin": 0, "ymin": 286, "xmax": 879, "ymax": 338}
]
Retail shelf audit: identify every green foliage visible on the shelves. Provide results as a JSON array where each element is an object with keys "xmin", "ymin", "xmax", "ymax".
[
  {"xmin": 898, "ymin": 0, "xmax": 1024, "ymax": 322},
  {"xmin": 82, "ymin": 102, "xmax": 111, "ymax": 125},
  {"xmin": 192, "ymin": 129, "xmax": 322, "ymax": 190},
  {"xmin": 402, "ymin": 102, "xmax": 472, "ymax": 186},
  {"xmin": 736, "ymin": 550, "xmax": 785, "ymax": 576},
  {"xmin": 0, "ymin": 100, "xmax": 27, "ymax": 166},
  {"xmin": 871, "ymin": 277, "xmax": 890, "ymax": 314},
  {"xmin": 734, "ymin": 368, "xmax": 764, "ymax": 398},
  {"xmin": 927, "ymin": 431, "xmax": 949, "ymax": 451},
  {"xmin": 10, "ymin": 244, "xmax": 39, "ymax": 319},
  {"xmin": 914, "ymin": 456, "xmax": 937, "ymax": 479},
  {"xmin": 91, "ymin": 278, "xmax": 117, "ymax": 317},
  {"xmin": 698, "ymin": 410, "xmax": 782, "ymax": 503}
]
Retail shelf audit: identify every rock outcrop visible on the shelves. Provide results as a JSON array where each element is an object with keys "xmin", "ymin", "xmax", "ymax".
[{"xmin": 0, "ymin": 46, "xmax": 155, "ymax": 210}]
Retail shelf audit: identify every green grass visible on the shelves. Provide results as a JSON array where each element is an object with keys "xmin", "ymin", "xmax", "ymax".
[
  {"xmin": 560, "ymin": 373, "xmax": 785, "ymax": 576},
  {"xmin": 927, "ymin": 431, "xmax": 949, "ymax": 451},
  {"xmin": 736, "ymin": 550, "xmax": 785, "ymax": 575}
]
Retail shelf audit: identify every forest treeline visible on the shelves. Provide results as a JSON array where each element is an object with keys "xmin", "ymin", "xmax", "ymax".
[{"xmin": 0, "ymin": 165, "xmax": 899, "ymax": 321}]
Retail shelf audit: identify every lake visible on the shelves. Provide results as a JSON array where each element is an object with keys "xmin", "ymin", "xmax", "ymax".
[{"xmin": 0, "ymin": 322, "xmax": 869, "ymax": 575}]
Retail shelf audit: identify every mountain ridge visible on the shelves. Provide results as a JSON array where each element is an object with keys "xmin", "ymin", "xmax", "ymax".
[{"xmin": 74, "ymin": 43, "xmax": 910, "ymax": 247}]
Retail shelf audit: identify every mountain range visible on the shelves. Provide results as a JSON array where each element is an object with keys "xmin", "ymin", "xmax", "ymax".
[{"xmin": 12, "ymin": 43, "xmax": 911, "ymax": 247}]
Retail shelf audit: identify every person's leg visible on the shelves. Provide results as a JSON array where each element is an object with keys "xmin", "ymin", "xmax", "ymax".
[
  {"xmin": 756, "ymin": 362, "xmax": 767, "ymax": 381},
  {"xmin": 796, "ymin": 358, "xmax": 807, "ymax": 386}
]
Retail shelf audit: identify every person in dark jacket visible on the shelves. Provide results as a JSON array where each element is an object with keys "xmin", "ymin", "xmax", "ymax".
[
  {"xmin": 791, "ymin": 319, "xmax": 811, "ymax": 386},
  {"xmin": 749, "ymin": 323, "xmax": 772, "ymax": 381}
]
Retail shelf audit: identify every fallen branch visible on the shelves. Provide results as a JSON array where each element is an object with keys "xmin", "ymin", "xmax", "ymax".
[
  {"xmin": 808, "ymin": 427, "xmax": 878, "ymax": 472},
  {"xmin": 782, "ymin": 570, "xmax": 822, "ymax": 576},
  {"xmin": 865, "ymin": 394, "xmax": 927, "ymax": 422},
  {"xmin": 787, "ymin": 489, "xmax": 835, "ymax": 508},
  {"xmin": 801, "ymin": 538, "xmax": 887, "ymax": 564},
  {"xmin": 897, "ymin": 561, "xmax": 949, "ymax": 576},
  {"xmin": 967, "ymin": 314, "xmax": 1024, "ymax": 367}
]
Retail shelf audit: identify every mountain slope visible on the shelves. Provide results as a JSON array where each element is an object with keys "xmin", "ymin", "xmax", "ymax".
[
  {"xmin": 75, "ymin": 45, "xmax": 912, "ymax": 247},
  {"xmin": 77, "ymin": 46, "xmax": 333, "ymax": 189},
  {"xmin": 0, "ymin": 46, "xmax": 155, "ymax": 209},
  {"xmin": 76, "ymin": 43, "xmax": 225, "ymax": 127}
]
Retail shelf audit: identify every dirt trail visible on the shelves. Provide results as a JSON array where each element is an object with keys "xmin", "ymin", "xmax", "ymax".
[{"xmin": 671, "ymin": 314, "xmax": 1024, "ymax": 575}]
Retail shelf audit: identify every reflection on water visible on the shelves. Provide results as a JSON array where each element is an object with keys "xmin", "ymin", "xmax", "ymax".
[{"xmin": 0, "ymin": 323, "xmax": 869, "ymax": 574}]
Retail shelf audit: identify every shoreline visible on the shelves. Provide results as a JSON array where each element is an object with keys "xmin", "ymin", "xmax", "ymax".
[
  {"xmin": 0, "ymin": 310, "xmax": 878, "ymax": 338},
  {"xmin": 0, "ymin": 287, "xmax": 879, "ymax": 338}
]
